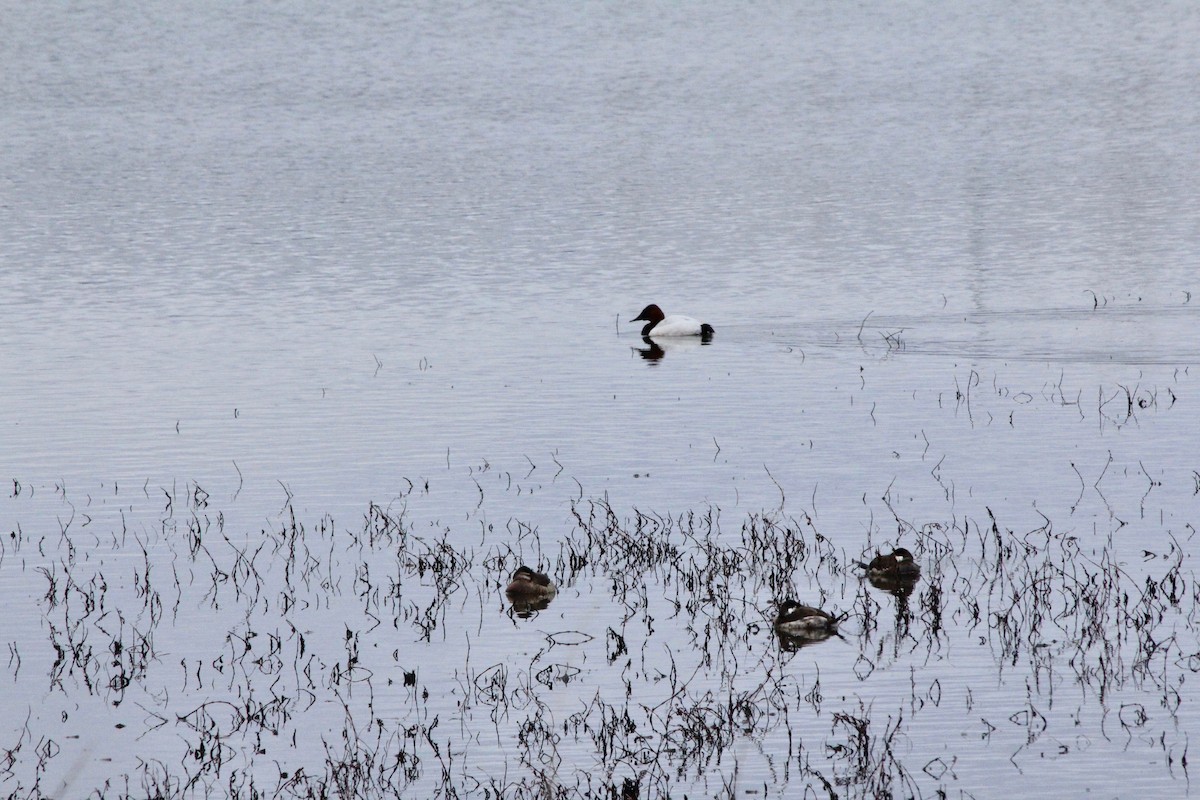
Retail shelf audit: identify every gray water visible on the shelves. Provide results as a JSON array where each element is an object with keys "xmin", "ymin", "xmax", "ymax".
[{"xmin": 2, "ymin": 2, "xmax": 1199, "ymax": 798}]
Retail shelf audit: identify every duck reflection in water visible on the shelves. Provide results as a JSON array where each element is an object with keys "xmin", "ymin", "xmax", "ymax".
[
  {"xmin": 509, "ymin": 595, "xmax": 554, "ymax": 618},
  {"xmin": 634, "ymin": 338, "xmax": 666, "ymax": 361},
  {"xmin": 776, "ymin": 627, "xmax": 836, "ymax": 651},
  {"xmin": 632, "ymin": 335, "xmax": 710, "ymax": 362},
  {"xmin": 506, "ymin": 565, "xmax": 556, "ymax": 617}
]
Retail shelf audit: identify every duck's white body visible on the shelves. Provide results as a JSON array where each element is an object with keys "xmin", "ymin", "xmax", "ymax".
[
  {"xmin": 647, "ymin": 314, "xmax": 707, "ymax": 337},
  {"xmin": 775, "ymin": 614, "xmax": 835, "ymax": 636},
  {"xmin": 632, "ymin": 303, "xmax": 714, "ymax": 338}
]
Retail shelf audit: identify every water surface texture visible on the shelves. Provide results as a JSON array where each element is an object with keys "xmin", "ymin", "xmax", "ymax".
[{"xmin": 2, "ymin": 2, "xmax": 1199, "ymax": 798}]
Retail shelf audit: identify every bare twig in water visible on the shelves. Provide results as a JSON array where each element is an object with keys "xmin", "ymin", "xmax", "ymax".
[{"xmin": 857, "ymin": 310, "xmax": 874, "ymax": 344}]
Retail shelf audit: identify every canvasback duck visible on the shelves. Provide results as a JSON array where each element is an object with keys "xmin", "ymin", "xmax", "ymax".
[
  {"xmin": 505, "ymin": 565, "xmax": 557, "ymax": 599},
  {"xmin": 632, "ymin": 304, "xmax": 714, "ymax": 338},
  {"xmin": 773, "ymin": 600, "xmax": 839, "ymax": 637}
]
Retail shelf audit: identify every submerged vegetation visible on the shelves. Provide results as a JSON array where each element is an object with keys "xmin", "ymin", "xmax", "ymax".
[{"xmin": 1, "ymin": 452, "xmax": 1196, "ymax": 799}]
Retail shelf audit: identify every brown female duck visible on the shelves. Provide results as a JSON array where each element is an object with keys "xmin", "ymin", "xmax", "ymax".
[{"xmin": 505, "ymin": 565, "xmax": 557, "ymax": 599}]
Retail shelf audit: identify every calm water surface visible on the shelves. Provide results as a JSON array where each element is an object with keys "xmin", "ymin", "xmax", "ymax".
[{"xmin": 2, "ymin": 2, "xmax": 1199, "ymax": 797}]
